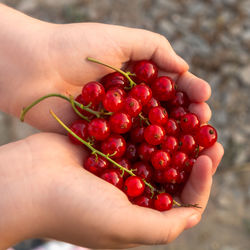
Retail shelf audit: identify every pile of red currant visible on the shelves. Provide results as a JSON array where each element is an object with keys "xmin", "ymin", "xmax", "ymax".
[{"xmin": 21, "ymin": 58, "xmax": 217, "ymax": 211}]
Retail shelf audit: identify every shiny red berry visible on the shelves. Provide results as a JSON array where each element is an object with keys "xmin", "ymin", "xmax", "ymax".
[
  {"xmin": 151, "ymin": 76, "xmax": 176, "ymax": 101},
  {"xmin": 144, "ymin": 125, "xmax": 165, "ymax": 145},
  {"xmin": 132, "ymin": 60, "xmax": 158, "ymax": 84},
  {"xmin": 138, "ymin": 142, "xmax": 156, "ymax": 161},
  {"xmin": 123, "ymin": 96, "xmax": 142, "ymax": 117},
  {"xmin": 68, "ymin": 120, "xmax": 89, "ymax": 145},
  {"xmin": 88, "ymin": 118, "xmax": 110, "ymax": 141},
  {"xmin": 172, "ymin": 151, "xmax": 188, "ymax": 169},
  {"xmin": 142, "ymin": 97, "xmax": 159, "ymax": 114},
  {"xmin": 169, "ymin": 91, "xmax": 189, "ymax": 107},
  {"xmin": 130, "ymin": 127, "xmax": 145, "ymax": 143},
  {"xmin": 179, "ymin": 134, "xmax": 196, "ymax": 154},
  {"xmin": 101, "ymin": 135, "xmax": 126, "ymax": 159},
  {"xmin": 124, "ymin": 176, "xmax": 145, "ymax": 198},
  {"xmin": 148, "ymin": 106, "xmax": 168, "ymax": 126},
  {"xmin": 133, "ymin": 195, "xmax": 154, "ymax": 208},
  {"xmin": 161, "ymin": 136, "xmax": 178, "ymax": 153},
  {"xmin": 82, "ymin": 81, "xmax": 105, "ymax": 105},
  {"xmin": 125, "ymin": 143, "xmax": 138, "ymax": 161},
  {"xmin": 129, "ymin": 84, "xmax": 152, "ymax": 105},
  {"xmin": 164, "ymin": 167, "xmax": 179, "ymax": 183},
  {"xmin": 75, "ymin": 94, "xmax": 98, "ymax": 118},
  {"xmin": 184, "ymin": 158, "xmax": 196, "ymax": 173},
  {"xmin": 154, "ymin": 193, "xmax": 173, "ymax": 211},
  {"xmin": 151, "ymin": 150, "xmax": 171, "ymax": 170},
  {"xmin": 133, "ymin": 161, "xmax": 153, "ymax": 181},
  {"xmin": 84, "ymin": 155, "xmax": 109, "ymax": 176},
  {"xmin": 100, "ymin": 72, "xmax": 129, "ymax": 89},
  {"xmin": 180, "ymin": 113, "xmax": 200, "ymax": 134},
  {"xmin": 114, "ymin": 158, "xmax": 131, "ymax": 178},
  {"xmin": 164, "ymin": 119, "xmax": 180, "ymax": 136},
  {"xmin": 103, "ymin": 89, "xmax": 124, "ymax": 112},
  {"xmin": 100, "ymin": 169, "xmax": 123, "ymax": 189},
  {"xmin": 195, "ymin": 125, "xmax": 217, "ymax": 148},
  {"xmin": 109, "ymin": 112, "xmax": 132, "ymax": 134},
  {"xmin": 170, "ymin": 106, "xmax": 187, "ymax": 120}
]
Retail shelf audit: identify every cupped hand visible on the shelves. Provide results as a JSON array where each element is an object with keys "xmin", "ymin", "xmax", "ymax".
[{"xmin": 0, "ymin": 133, "xmax": 223, "ymax": 249}]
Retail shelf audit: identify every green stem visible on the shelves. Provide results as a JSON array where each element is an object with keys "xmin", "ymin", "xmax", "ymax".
[
  {"xmin": 69, "ymin": 96, "xmax": 90, "ymax": 122},
  {"xmin": 20, "ymin": 93, "xmax": 104, "ymax": 122},
  {"xmin": 139, "ymin": 112, "xmax": 150, "ymax": 126},
  {"xmin": 87, "ymin": 57, "xmax": 137, "ymax": 89}
]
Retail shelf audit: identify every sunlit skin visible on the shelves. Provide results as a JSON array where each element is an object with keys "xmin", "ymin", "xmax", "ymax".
[{"xmin": 0, "ymin": 4, "xmax": 223, "ymax": 249}]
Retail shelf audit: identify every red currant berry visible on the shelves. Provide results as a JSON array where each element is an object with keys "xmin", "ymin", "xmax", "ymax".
[
  {"xmin": 172, "ymin": 151, "xmax": 188, "ymax": 169},
  {"xmin": 123, "ymin": 96, "xmax": 142, "ymax": 117},
  {"xmin": 109, "ymin": 112, "xmax": 132, "ymax": 134},
  {"xmin": 164, "ymin": 118, "xmax": 180, "ymax": 136},
  {"xmin": 195, "ymin": 125, "xmax": 217, "ymax": 148},
  {"xmin": 125, "ymin": 143, "xmax": 138, "ymax": 161},
  {"xmin": 165, "ymin": 183, "xmax": 182, "ymax": 196},
  {"xmin": 144, "ymin": 125, "xmax": 165, "ymax": 145},
  {"xmin": 82, "ymin": 81, "xmax": 105, "ymax": 105},
  {"xmin": 184, "ymin": 158, "xmax": 196, "ymax": 173},
  {"xmin": 103, "ymin": 89, "xmax": 124, "ymax": 112},
  {"xmin": 129, "ymin": 84, "xmax": 152, "ymax": 105},
  {"xmin": 68, "ymin": 120, "xmax": 89, "ymax": 145},
  {"xmin": 108, "ymin": 87, "xmax": 126, "ymax": 98},
  {"xmin": 169, "ymin": 91, "xmax": 189, "ymax": 107},
  {"xmin": 100, "ymin": 169, "xmax": 123, "ymax": 189},
  {"xmin": 138, "ymin": 142, "xmax": 156, "ymax": 161},
  {"xmin": 130, "ymin": 126, "xmax": 145, "ymax": 143},
  {"xmin": 154, "ymin": 193, "xmax": 173, "ymax": 211},
  {"xmin": 124, "ymin": 176, "xmax": 145, "ymax": 198},
  {"xmin": 101, "ymin": 135, "xmax": 126, "ymax": 159},
  {"xmin": 133, "ymin": 161, "xmax": 153, "ymax": 181},
  {"xmin": 75, "ymin": 94, "xmax": 98, "ymax": 118},
  {"xmin": 84, "ymin": 155, "xmax": 109, "ymax": 176},
  {"xmin": 132, "ymin": 60, "xmax": 158, "ymax": 84},
  {"xmin": 151, "ymin": 150, "xmax": 171, "ymax": 170},
  {"xmin": 88, "ymin": 118, "xmax": 110, "ymax": 141},
  {"xmin": 151, "ymin": 76, "xmax": 176, "ymax": 101},
  {"xmin": 142, "ymin": 97, "xmax": 159, "ymax": 114},
  {"xmin": 179, "ymin": 134, "xmax": 196, "ymax": 154},
  {"xmin": 177, "ymin": 170, "xmax": 188, "ymax": 184},
  {"xmin": 153, "ymin": 170, "xmax": 165, "ymax": 183},
  {"xmin": 161, "ymin": 136, "xmax": 178, "ymax": 154},
  {"xmin": 100, "ymin": 72, "xmax": 129, "ymax": 90},
  {"xmin": 180, "ymin": 113, "xmax": 200, "ymax": 134},
  {"xmin": 114, "ymin": 158, "xmax": 131, "ymax": 178},
  {"xmin": 164, "ymin": 167, "xmax": 179, "ymax": 183},
  {"xmin": 148, "ymin": 106, "xmax": 168, "ymax": 126},
  {"xmin": 133, "ymin": 195, "xmax": 153, "ymax": 208},
  {"xmin": 170, "ymin": 106, "xmax": 187, "ymax": 120}
]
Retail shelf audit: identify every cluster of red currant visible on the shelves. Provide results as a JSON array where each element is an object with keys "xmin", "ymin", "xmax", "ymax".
[{"xmin": 21, "ymin": 58, "xmax": 217, "ymax": 212}]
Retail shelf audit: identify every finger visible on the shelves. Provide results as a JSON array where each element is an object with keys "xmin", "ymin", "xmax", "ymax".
[
  {"xmin": 201, "ymin": 142, "xmax": 224, "ymax": 175},
  {"xmin": 181, "ymin": 155, "xmax": 213, "ymax": 213},
  {"xmin": 126, "ymin": 206, "xmax": 199, "ymax": 245},
  {"xmin": 112, "ymin": 26, "xmax": 189, "ymax": 73},
  {"xmin": 188, "ymin": 102, "xmax": 212, "ymax": 124},
  {"xmin": 176, "ymin": 72, "xmax": 211, "ymax": 102}
]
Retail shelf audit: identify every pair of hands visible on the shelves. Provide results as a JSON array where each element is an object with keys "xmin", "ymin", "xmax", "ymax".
[{"xmin": 0, "ymin": 4, "xmax": 224, "ymax": 249}]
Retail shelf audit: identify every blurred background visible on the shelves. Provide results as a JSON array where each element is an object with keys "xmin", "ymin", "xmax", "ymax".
[{"xmin": 0, "ymin": 0, "xmax": 249, "ymax": 249}]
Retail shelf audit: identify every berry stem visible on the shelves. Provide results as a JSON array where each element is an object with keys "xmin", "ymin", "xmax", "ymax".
[
  {"xmin": 69, "ymin": 95, "xmax": 90, "ymax": 122},
  {"xmin": 139, "ymin": 112, "xmax": 150, "ymax": 126},
  {"xmin": 87, "ymin": 57, "xmax": 137, "ymax": 89},
  {"xmin": 20, "ymin": 93, "xmax": 107, "ymax": 122}
]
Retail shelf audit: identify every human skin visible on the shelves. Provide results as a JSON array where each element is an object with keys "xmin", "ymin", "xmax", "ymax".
[{"xmin": 0, "ymin": 4, "xmax": 224, "ymax": 249}]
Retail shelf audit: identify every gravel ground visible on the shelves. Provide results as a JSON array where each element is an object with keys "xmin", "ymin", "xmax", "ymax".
[{"xmin": 1, "ymin": 0, "xmax": 250, "ymax": 249}]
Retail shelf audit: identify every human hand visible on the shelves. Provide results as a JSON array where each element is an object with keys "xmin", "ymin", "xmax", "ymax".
[
  {"xmin": 0, "ymin": 133, "xmax": 223, "ymax": 249},
  {"xmin": 0, "ymin": 5, "xmax": 210, "ymax": 134}
]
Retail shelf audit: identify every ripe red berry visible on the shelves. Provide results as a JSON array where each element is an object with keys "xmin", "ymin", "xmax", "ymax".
[
  {"xmin": 130, "ymin": 126, "xmax": 145, "ymax": 143},
  {"xmin": 144, "ymin": 125, "xmax": 165, "ymax": 145},
  {"xmin": 180, "ymin": 113, "xmax": 200, "ymax": 133},
  {"xmin": 133, "ymin": 195, "xmax": 153, "ymax": 208},
  {"xmin": 138, "ymin": 142, "xmax": 156, "ymax": 161},
  {"xmin": 151, "ymin": 150, "xmax": 171, "ymax": 170},
  {"xmin": 103, "ymin": 89, "xmax": 124, "ymax": 112},
  {"xmin": 172, "ymin": 151, "xmax": 188, "ymax": 169},
  {"xmin": 101, "ymin": 135, "xmax": 126, "ymax": 159},
  {"xmin": 169, "ymin": 91, "xmax": 189, "ymax": 107},
  {"xmin": 75, "ymin": 94, "xmax": 98, "ymax": 118},
  {"xmin": 100, "ymin": 72, "xmax": 129, "ymax": 90},
  {"xmin": 123, "ymin": 96, "xmax": 142, "ymax": 117},
  {"xmin": 88, "ymin": 118, "xmax": 110, "ymax": 141},
  {"xmin": 161, "ymin": 136, "xmax": 178, "ymax": 154},
  {"xmin": 132, "ymin": 60, "xmax": 158, "ymax": 84},
  {"xmin": 68, "ymin": 120, "xmax": 89, "ymax": 145},
  {"xmin": 153, "ymin": 170, "xmax": 165, "ymax": 183},
  {"xmin": 108, "ymin": 87, "xmax": 126, "ymax": 98},
  {"xmin": 109, "ymin": 112, "xmax": 132, "ymax": 134},
  {"xmin": 125, "ymin": 143, "xmax": 138, "ymax": 161},
  {"xmin": 114, "ymin": 158, "xmax": 131, "ymax": 178},
  {"xmin": 184, "ymin": 158, "xmax": 196, "ymax": 173},
  {"xmin": 129, "ymin": 84, "xmax": 152, "ymax": 105},
  {"xmin": 148, "ymin": 106, "xmax": 168, "ymax": 126},
  {"xmin": 100, "ymin": 169, "xmax": 123, "ymax": 189},
  {"xmin": 179, "ymin": 134, "xmax": 196, "ymax": 154},
  {"xmin": 142, "ymin": 97, "xmax": 159, "ymax": 114},
  {"xmin": 164, "ymin": 119, "xmax": 180, "ymax": 136},
  {"xmin": 151, "ymin": 76, "xmax": 176, "ymax": 101},
  {"xmin": 82, "ymin": 81, "xmax": 105, "ymax": 105},
  {"xmin": 170, "ymin": 106, "xmax": 187, "ymax": 120},
  {"xmin": 164, "ymin": 167, "xmax": 179, "ymax": 183},
  {"xmin": 195, "ymin": 125, "xmax": 217, "ymax": 148},
  {"xmin": 84, "ymin": 155, "xmax": 109, "ymax": 176},
  {"xmin": 124, "ymin": 176, "xmax": 145, "ymax": 198},
  {"xmin": 154, "ymin": 193, "xmax": 173, "ymax": 211},
  {"xmin": 133, "ymin": 161, "xmax": 153, "ymax": 181}
]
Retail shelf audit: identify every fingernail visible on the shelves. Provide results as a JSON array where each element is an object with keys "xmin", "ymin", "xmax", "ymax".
[{"xmin": 186, "ymin": 214, "xmax": 200, "ymax": 229}]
